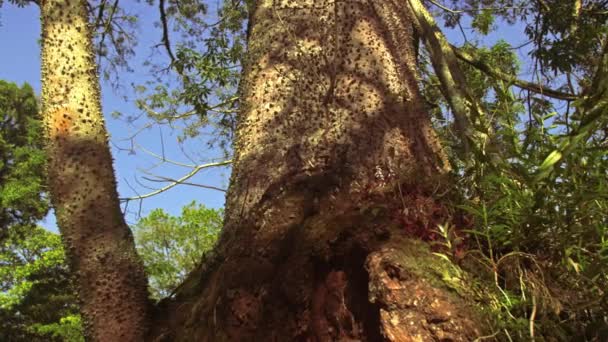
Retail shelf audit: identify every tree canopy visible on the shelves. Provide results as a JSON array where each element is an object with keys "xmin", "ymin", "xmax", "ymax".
[
  {"xmin": 133, "ymin": 202, "xmax": 222, "ymax": 300},
  {"xmin": 0, "ymin": 80, "xmax": 48, "ymax": 239},
  {"xmin": 0, "ymin": 80, "xmax": 81, "ymax": 341}
]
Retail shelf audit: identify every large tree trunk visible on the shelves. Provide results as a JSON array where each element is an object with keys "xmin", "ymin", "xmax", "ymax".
[
  {"xmin": 40, "ymin": 1, "xmax": 150, "ymax": 340},
  {"xmin": 152, "ymin": 0, "xmax": 485, "ymax": 341}
]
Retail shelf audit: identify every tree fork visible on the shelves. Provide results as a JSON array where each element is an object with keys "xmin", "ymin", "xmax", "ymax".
[
  {"xmin": 152, "ymin": 1, "xmax": 486, "ymax": 340},
  {"xmin": 40, "ymin": 0, "xmax": 151, "ymax": 340}
]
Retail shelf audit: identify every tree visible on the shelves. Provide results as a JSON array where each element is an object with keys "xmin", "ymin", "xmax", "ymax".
[
  {"xmin": 150, "ymin": 1, "xmax": 488, "ymax": 340},
  {"xmin": 40, "ymin": 1, "xmax": 150, "ymax": 340},
  {"xmin": 0, "ymin": 199, "xmax": 222, "ymax": 342},
  {"xmin": 36, "ymin": 0, "xmax": 486, "ymax": 340},
  {"xmin": 0, "ymin": 80, "xmax": 47, "ymax": 239},
  {"xmin": 0, "ymin": 79, "xmax": 82, "ymax": 341},
  {"xmin": 133, "ymin": 202, "xmax": 222, "ymax": 300},
  {"xmin": 1, "ymin": 200, "xmax": 223, "ymax": 341},
  {"xmin": 0, "ymin": 227, "xmax": 83, "ymax": 342},
  {"xmin": 34, "ymin": 0, "xmax": 608, "ymax": 340}
]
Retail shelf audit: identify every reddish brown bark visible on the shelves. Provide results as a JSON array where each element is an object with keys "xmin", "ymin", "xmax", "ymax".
[{"xmin": 150, "ymin": 0, "xmax": 485, "ymax": 340}]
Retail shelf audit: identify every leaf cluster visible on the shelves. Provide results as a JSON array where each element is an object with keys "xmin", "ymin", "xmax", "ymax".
[
  {"xmin": 133, "ymin": 201, "xmax": 223, "ymax": 299},
  {"xmin": 129, "ymin": 0, "xmax": 246, "ymax": 155},
  {"xmin": 0, "ymin": 227, "xmax": 82, "ymax": 342},
  {"xmin": 0, "ymin": 81, "xmax": 48, "ymax": 240},
  {"xmin": 0, "ymin": 80, "xmax": 82, "ymax": 341},
  {"xmin": 424, "ymin": 1, "xmax": 608, "ymax": 339}
]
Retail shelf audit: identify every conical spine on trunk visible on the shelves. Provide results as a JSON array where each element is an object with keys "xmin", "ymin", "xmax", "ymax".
[
  {"xmin": 152, "ymin": 1, "xmax": 484, "ymax": 341},
  {"xmin": 40, "ymin": 0, "xmax": 150, "ymax": 340}
]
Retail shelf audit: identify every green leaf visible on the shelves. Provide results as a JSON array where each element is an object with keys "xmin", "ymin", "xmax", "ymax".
[
  {"xmin": 432, "ymin": 252, "xmax": 452, "ymax": 263},
  {"xmin": 132, "ymin": 202, "xmax": 222, "ymax": 299},
  {"xmin": 471, "ymin": 9, "xmax": 495, "ymax": 35},
  {"xmin": 539, "ymin": 150, "xmax": 563, "ymax": 171}
]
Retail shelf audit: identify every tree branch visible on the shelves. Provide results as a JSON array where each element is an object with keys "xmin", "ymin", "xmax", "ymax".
[
  {"xmin": 451, "ymin": 46, "xmax": 579, "ymax": 101},
  {"xmin": 142, "ymin": 175, "xmax": 227, "ymax": 192},
  {"xmin": 138, "ymin": 96, "xmax": 238, "ymax": 121},
  {"xmin": 120, "ymin": 160, "xmax": 232, "ymax": 201},
  {"xmin": 427, "ymin": 0, "xmax": 532, "ymax": 14},
  {"xmin": 408, "ymin": 0, "xmax": 491, "ymax": 157},
  {"xmin": 159, "ymin": 0, "xmax": 176, "ymax": 63}
]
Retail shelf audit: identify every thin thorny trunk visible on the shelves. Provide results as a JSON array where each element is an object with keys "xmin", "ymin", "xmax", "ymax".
[
  {"xmin": 151, "ymin": 0, "xmax": 486, "ymax": 340},
  {"xmin": 40, "ymin": 0, "xmax": 150, "ymax": 340}
]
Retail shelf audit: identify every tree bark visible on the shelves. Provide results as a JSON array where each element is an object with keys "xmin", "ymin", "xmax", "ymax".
[
  {"xmin": 151, "ymin": 0, "xmax": 486, "ymax": 341},
  {"xmin": 40, "ymin": 1, "xmax": 150, "ymax": 340}
]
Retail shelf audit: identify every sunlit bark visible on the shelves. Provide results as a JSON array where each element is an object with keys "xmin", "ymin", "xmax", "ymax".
[
  {"xmin": 40, "ymin": 1, "xmax": 150, "ymax": 340},
  {"xmin": 152, "ymin": 1, "xmax": 485, "ymax": 340}
]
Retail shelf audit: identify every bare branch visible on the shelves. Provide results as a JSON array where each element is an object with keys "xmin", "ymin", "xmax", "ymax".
[
  {"xmin": 427, "ymin": 0, "xmax": 461, "ymax": 14},
  {"xmin": 159, "ymin": 0, "xmax": 176, "ymax": 63},
  {"xmin": 134, "ymin": 142, "xmax": 197, "ymax": 168},
  {"xmin": 142, "ymin": 175, "xmax": 227, "ymax": 192},
  {"xmin": 427, "ymin": 0, "xmax": 532, "ymax": 14},
  {"xmin": 120, "ymin": 160, "xmax": 232, "ymax": 201}
]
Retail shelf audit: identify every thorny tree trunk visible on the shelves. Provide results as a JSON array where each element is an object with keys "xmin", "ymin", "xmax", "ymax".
[
  {"xmin": 40, "ymin": 0, "xmax": 150, "ymax": 340},
  {"xmin": 152, "ymin": 0, "xmax": 486, "ymax": 341}
]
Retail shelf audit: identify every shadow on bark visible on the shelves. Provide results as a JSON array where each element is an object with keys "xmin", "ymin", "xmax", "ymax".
[
  {"xmin": 149, "ymin": 1, "xmax": 489, "ymax": 340},
  {"xmin": 47, "ymin": 131, "xmax": 151, "ymax": 340}
]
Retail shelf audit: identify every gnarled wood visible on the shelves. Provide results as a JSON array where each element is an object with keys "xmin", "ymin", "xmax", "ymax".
[{"xmin": 150, "ymin": 1, "xmax": 485, "ymax": 340}]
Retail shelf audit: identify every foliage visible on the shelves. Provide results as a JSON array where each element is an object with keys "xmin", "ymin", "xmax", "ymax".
[
  {"xmin": 126, "ymin": 0, "xmax": 247, "ymax": 155},
  {"xmin": 3, "ymin": 0, "xmax": 608, "ymax": 340},
  {"xmin": 89, "ymin": 0, "xmax": 140, "ymax": 81},
  {"xmin": 462, "ymin": 106, "xmax": 608, "ymax": 339},
  {"xmin": 0, "ymin": 226, "xmax": 82, "ymax": 342},
  {"xmin": 0, "ymin": 80, "xmax": 48, "ymax": 239},
  {"xmin": 0, "ymin": 200, "xmax": 221, "ymax": 340},
  {"xmin": 0, "ymin": 0, "xmax": 32, "ymax": 9},
  {"xmin": 422, "ymin": 1, "xmax": 608, "ymax": 339},
  {"xmin": 437, "ymin": 0, "xmax": 608, "ymax": 77},
  {"xmin": 133, "ymin": 201, "xmax": 222, "ymax": 299},
  {"xmin": 521, "ymin": 0, "xmax": 608, "ymax": 75},
  {"xmin": 28, "ymin": 314, "xmax": 84, "ymax": 342},
  {"xmin": 0, "ymin": 79, "xmax": 82, "ymax": 341},
  {"xmin": 471, "ymin": 9, "xmax": 495, "ymax": 35}
]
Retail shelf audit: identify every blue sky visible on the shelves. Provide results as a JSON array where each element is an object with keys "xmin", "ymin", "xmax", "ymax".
[{"xmin": 0, "ymin": 3, "xmax": 230, "ymax": 230}]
